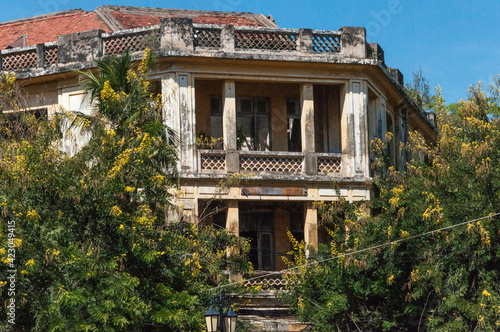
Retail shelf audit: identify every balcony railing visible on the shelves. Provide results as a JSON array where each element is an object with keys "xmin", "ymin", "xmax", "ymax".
[
  {"xmin": 240, "ymin": 151, "xmax": 303, "ymax": 173},
  {"xmin": 198, "ymin": 149, "xmax": 343, "ymax": 177},
  {"xmin": 198, "ymin": 149, "xmax": 226, "ymax": 174},
  {"xmin": 317, "ymin": 153, "xmax": 342, "ymax": 176}
]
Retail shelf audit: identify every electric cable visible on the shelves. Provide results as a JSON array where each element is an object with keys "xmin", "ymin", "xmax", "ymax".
[{"xmin": 203, "ymin": 212, "xmax": 500, "ymax": 293}]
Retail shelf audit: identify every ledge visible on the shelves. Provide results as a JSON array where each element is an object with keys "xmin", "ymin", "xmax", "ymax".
[{"xmin": 179, "ymin": 171, "xmax": 370, "ymax": 184}]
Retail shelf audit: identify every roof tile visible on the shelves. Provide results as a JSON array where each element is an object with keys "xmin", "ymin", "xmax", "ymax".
[{"xmin": 0, "ymin": 11, "xmax": 110, "ymax": 50}]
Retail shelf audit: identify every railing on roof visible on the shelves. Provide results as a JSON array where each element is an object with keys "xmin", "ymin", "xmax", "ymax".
[
  {"xmin": 0, "ymin": 42, "xmax": 59, "ymax": 71},
  {"xmin": 191, "ymin": 24, "xmax": 342, "ymax": 54},
  {"xmin": 1, "ymin": 45, "xmax": 38, "ymax": 71},
  {"xmin": 1, "ymin": 19, "xmax": 390, "ymax": 80},
  {"xmin": 102, "ymin": 25, "xmax": 160, "ymax": 55}
]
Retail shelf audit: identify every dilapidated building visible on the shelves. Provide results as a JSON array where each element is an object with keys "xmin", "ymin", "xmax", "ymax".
[{"xmin": 1, "ymin": 5, "xmax": 436, "ymax": 276}]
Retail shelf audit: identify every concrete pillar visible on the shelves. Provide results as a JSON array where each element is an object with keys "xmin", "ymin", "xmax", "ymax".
[
  {"xmin": 388, "ymin": 68, "xmax": 404, "ymax": 87},
  {"xmin": 344, "ymin": 80, "xmax": 368, "ymax": 177},
  {"xmin": 274, "ymin": 207, "xmax": 291, "ymax": 271},
  {"xmin": 226, "ymin": 200, "xmax": 239, "ymax": 236},
  {"xmin": 162, "ymin": 75, "xmax": 179, "ymax": 137},
  {"xmin": 301, "ymin": 83, "xmax": 317, "ymax": 175},
  {"xmin": 339, "ymin": 27, "xmax": 367, "ymax": 59},
  {"xmin": 221, "ymin": 25, "xmax": 235, "ymax": 52},
  {"xmin": 304, "ymin": 202, "xmax": 318, "ymax": 251},
  {"xmin": 160, "ymin": 18, "xmax": 194, "ymax": 52},
  {"xmin": 223, "ymin": 80, "xmax": 239, "ymax": 172},
  {"xmin": 299, "ymin": 29, "xmax": 313, "ymax": 53},
  {"xmin": 36, "ymin": 44, "xmax": 45, "ymax": 68},
  {"xmin": 369, "ymin": 43, "xmax": 385, "ymax": 65},
  {"xmin": 178, "ymin": 74, "xmax": 196, "ymax": 173},
  {"xmin": 180, "ymin": 198, "xmax": 195, "ymax": 223},
  {"xmin": 340, "ymin": 84, "xmax": 350, "ymax": 176},
  {"xmin": 379, "ymin": 98, "xmax": 388, "ymax": 140},
  {"xmin": 57, "ymin": 30, "xmax": 104, "ymax": 64},
  {"xmin": 360, "ymin": 82, "xmax": 370, "ymax": 176}
]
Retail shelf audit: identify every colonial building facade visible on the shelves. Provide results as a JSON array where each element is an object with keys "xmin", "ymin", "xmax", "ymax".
[{"xmin": 1, "ymin": 6, "xmax": 436, "ymax": 273}]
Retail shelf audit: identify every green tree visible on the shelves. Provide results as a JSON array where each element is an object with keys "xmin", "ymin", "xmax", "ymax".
[
  {"xmin": 0, "ymin": 50, "xmax": 250, "ymax": 331},
  {"xmin": 404, "ymin": 68, "xmax": 438, "ymax": 112},
  {"xmin": 284, "ymin": 81, "xmax": 500, "ymax": 331}
]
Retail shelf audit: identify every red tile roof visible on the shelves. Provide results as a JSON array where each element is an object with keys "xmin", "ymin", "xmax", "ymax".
[
  {"xmin": 110, "ymin": 10, "xmax": 160, "ymax": 29},
  {"xmin": 0, "ymin": 6, "xmax": 275, "ymax": 50},
  {"xmin": 110, "ymin": 10, "xmax": 265, "ymax": 29},
  {"xmin": 192, "ymin": 15, "xmax": 262, "ymax": 27},
  {"xmin": 0, "ymin": 11, "xmax": 110, "ymax": 50}
]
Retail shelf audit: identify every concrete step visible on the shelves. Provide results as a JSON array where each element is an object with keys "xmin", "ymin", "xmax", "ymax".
[{"xmin": 234, "ymin": 292, "xmax": 312, "ymax": 331}]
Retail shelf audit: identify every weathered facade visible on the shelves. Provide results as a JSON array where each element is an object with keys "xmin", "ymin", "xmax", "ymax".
[{"xmin": 1, "ymin": 5, "xmax": 436, "ymax": 275}]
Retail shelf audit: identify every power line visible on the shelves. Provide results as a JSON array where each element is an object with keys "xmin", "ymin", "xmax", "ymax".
[{"xmin": 204, "ymin": 212, "xmax": 500, "ymax": 293}]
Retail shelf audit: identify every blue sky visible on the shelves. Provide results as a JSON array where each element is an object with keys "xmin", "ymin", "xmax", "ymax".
[{"xmin": 2, "ymin": 0, "xmax": 499, "ymax": 104}]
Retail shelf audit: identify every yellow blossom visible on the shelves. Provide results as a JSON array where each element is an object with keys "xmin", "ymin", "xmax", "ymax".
[
  {"xmin": 100, "ymin": 80, "xmax": 120, "ymax": 102},
  {"xmin": 26, "ymin": 209, "xmax": 41, "ymax": 220},
  {"xmin": 25, "ymin": 259, "xmax": 35, "ymax": 267},
  {"xmin": 110, "ymin": 205, "xmax": 122, "ymax": 217},
  {"xmin": 124, "ymin": 186, "xmax": 135, "ymax": 192},
  {"xmin": 387, "ymin": 274, "xmax": 395, "ymax": 285},
  {"xmin": 482, "ymin": 290, "xmax": 491, "ymax": 297}
]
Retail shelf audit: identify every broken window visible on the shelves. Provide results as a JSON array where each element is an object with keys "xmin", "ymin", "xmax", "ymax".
[
  {"xmin": 210, "ymin": 95, "xmax": 223, "ymax": 140},
  {"xmin": 287, "ymin": 99, "xmax": 301, "ymax": 152},
  {"xmin": 236, "ymin": 97, "xmax": 270, "ymax": 151}
]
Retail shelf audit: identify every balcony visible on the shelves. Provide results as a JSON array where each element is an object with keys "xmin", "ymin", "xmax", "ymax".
[{"xmin": 198, "ymin": 149, "xmax": 342, "ymax": 177}]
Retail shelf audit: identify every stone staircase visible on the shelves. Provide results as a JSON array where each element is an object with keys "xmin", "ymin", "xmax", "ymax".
[{"xmin": 234, "ymin": 291, "xmax": 311, "ymax": 332}]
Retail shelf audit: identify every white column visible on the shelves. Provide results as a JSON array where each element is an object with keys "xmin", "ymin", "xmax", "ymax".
[
  {"xmin": 304, "ymin": 201, "xmax": 318, "ymax": 251},
  {"xmin": 300, "ymin": 83, "xmax": 315, "ymax": 153},
  {"xmin": 344, "ymin": 80, "xmax": 369, "ymax": 177},
  {"xmin": 222, "ymin": 80, "xmax": 237, "ymax": 150},
  {"xmin": 300, "ymin": 83, "xmax": 317, "ymax": 175},
  {"xmin": 178, "ymin": 74, "xmax": 196, "ymax": 173}
]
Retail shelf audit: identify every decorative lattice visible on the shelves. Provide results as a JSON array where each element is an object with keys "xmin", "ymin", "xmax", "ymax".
[
  {"xmin": 200, "ymin": 153, "xmax": 226, "ymax": 171},
  {"xmin": 44, "ymin": 46, "xmax": 58, "ymax": 66},
  {"xmin": 2, "ymin": 50, "xmax": 37, "ymax": 70},
  {"xmin": 104, "ymin": 30, "xmax": 159, "ymax": 55},
  {"xmin": 193, "ymin": 27, "xmax": 222, "ymax": 49},
  {"xmin": 235, "ymin": 30, "xmax": 297, "ymax": 51},
  {"xmin": 318, "ymin": 157, "xmax": 342, "ymax": 175},
  {"xmin": 312, "ymin": 33, "xmax": 341, "ymax": 53},
  {"xmin": 244, "ymin": 275, "xmax": 297, "ymax": 289},
  {"xmin": 240, "ymin": 155, "xmax": 302, "ymax": 173}
]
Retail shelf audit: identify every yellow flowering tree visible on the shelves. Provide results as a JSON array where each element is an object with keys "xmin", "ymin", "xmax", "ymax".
[
  {"xmin": 0, "ymin": 50, "xmax": 249, "ymax": 331},
  {"xmin": 285, "ymin": 79, "xmax": 500, "ymax": 331}
]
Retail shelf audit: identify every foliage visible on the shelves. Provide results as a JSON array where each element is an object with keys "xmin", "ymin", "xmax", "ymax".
[
  {"xmin": 404, "ymin": 68, "xmax": 438, "ymax": 112},
  {"xmin": 284, "ymin": 79, "xmax": 500, "ymax": 331},
  {"xmin": 0, "ymin": 50, "xmax": 250, "ymax": 331}
]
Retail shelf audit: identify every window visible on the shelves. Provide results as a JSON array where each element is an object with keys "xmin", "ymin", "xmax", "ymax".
[
  {"xmin": 236, "ymin": 97, "xmax": 270, "ymax": 151},
  {"xmin": 210, "ymin": 96, "xmax": 223, "ymax": 139},
  {"xmin": 60, "ymin": 88, "xmax": 93, "ymax": 156},
  {"xmin": 287, "ymin": 99, "xmax": 301, "ymax": 152}
]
